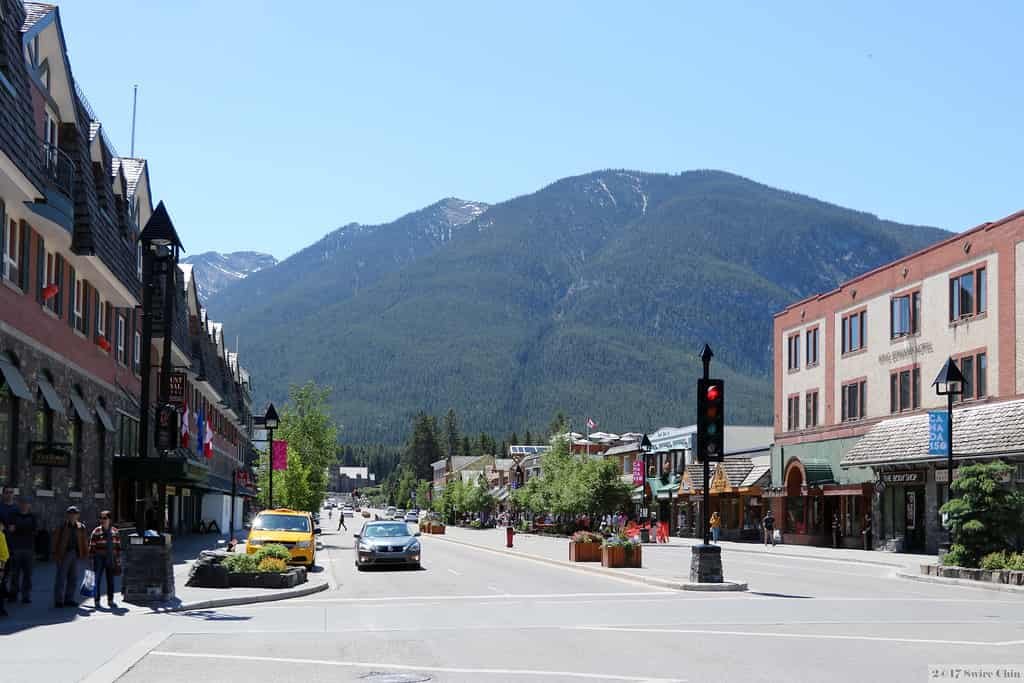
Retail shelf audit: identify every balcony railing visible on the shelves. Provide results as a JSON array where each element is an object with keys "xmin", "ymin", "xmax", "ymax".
[{"xmin": 39, "ymin": 141, "xmax": 75, "ymax": 197}]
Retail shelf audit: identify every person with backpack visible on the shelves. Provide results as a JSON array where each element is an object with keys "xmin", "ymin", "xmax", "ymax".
[
  {"xmin": 763, "ymin": 509, "xmax": 776, "ymax": 547},
  {"xmin": 88, "ymin": 510, "xmax": 121, "ymax": 609}
]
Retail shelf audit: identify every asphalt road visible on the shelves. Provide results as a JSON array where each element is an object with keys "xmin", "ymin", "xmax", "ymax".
[{"xmin": 6, "ymin": 510, "xmax": 1023, "ymax": 682}]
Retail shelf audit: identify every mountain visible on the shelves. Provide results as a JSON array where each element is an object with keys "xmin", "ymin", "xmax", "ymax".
[
  {"xmin": 208, "ymin": 170, "xmax": 948, "ymax": 443},
  {"xmin": 182, "ymin": 251, "xmax": 278, "ymax": 301}
]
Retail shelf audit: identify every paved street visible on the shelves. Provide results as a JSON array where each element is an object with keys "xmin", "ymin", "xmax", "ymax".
[{"xmin": 4, "ymin": 511, "xmax": 1022, "ymax": 682}]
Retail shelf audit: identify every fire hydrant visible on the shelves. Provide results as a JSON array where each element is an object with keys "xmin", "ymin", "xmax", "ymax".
[{"xmin": 506, "ymin": 526, "xmax": 514, "ymax": 548}]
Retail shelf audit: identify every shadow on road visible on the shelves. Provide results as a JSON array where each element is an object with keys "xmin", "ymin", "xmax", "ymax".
[{"xmin": 749, "ymin": 591, "xmax": 814, "ymax": 599}]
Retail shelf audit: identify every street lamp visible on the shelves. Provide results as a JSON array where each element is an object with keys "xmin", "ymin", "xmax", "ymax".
[
  {"xmin": 932, "ymin": 357, "xmax": 965, "ymax": 553},
  {"xmin": 264, "ymin": 403, "xmax": 279, "ymax": 508},
  {"xmin": 640, "ymin": 433, "xmax": 652, "ymax": 542},
  {"xmin": 138, "ymin": 201, "xmax": 183, "ymax": 533}
]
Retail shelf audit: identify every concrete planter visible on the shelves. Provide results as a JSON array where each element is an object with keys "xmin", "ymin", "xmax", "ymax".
[
  {"xmin": 228, "ymin": 567, "xmax": 307, "ymax": 589},
  {"xmin": 1010, "ymin": 571, "xmax": 1024, "ymax": 586},
  {"xmin": 923, "ymin": 564, "xmax": 1024, "ymax": 586},
  {"xmin": 569, "ymin": 542, "xmax": 602, "ymax": 563}
]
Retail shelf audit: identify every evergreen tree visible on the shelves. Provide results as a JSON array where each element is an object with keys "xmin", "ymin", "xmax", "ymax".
[
  {"xmin": 443, "ymin": 408, "xmax": 460, "ymax": 458},
  {"xmin": 461, "ymin": 435, "xmax": 472, "ymax": 458},
  {"xmin": 524, "ymin": 430, "xmax": 533, "ymax": 445},
  {"xmin": 403, "ymin": 413, "xmax": 442, "ymax": 480},
  {"xmin": 510, "ymin": 432, "xmax": 519, "ymax": 447}
]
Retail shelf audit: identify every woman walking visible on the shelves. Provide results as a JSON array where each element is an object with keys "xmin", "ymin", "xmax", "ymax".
[
  {"xmin": 710, "ymin": 511, "xmax": 722, "ymax": 544},
  {"xmin": 88, "ymin": 511, "xmax": 121, "ymax": 609}
]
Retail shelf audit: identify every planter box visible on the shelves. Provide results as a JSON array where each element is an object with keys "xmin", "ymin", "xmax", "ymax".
[
  {"xmin": 601, "ymin": 544, "xmax": 642, "ymax": 568},
  {"xmin": 569, "ymin": 542, "xmax": 602, "ymax": 563},
  {"xmin": 926, "ymin": 564, "xmax": 1024, "ymax": 586},
  {"xmin": 228, "ymin": 568, "xmax": 306, "ymax": 589}
]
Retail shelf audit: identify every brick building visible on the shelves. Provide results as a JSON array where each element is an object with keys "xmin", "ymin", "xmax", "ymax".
[{"xmin": 772, "ymin": 210, "xmax": 1024, "ymax": 553}]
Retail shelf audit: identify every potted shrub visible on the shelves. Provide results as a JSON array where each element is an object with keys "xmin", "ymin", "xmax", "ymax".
[
  {"xmin": 602, "ymin": 535, "xmax": 642, "ymax": 568},
  {"xmin": 569, "ymin": 531, "xmax": 603, "ymax": 562}
]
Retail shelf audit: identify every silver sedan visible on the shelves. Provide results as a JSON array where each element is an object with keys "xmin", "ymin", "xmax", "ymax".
[{"xmin": 354, "ymin": 521, "xmax": 422, "ymax": 570}]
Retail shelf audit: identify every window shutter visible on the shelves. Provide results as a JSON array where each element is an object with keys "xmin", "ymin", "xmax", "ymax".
[
  {"xmin": 0, "ymin": 201, "xmax": 5, "ymax": 278},
  {"xmin": 92, "ymin": 289, "xmax": 100, "ymax": 338},
  {"xmin": 19, "ymin": 221, "xmax": 30, "ymax": 290},
  {"xmin": 36, "ymin": 235, "xmax": 45, "ymax": 302},
  {"xmin": 106, "ymin": 303, "xmax": 113, "ymax": 342},
  {"xmin": 68, "ymin": 265, "xmax": 76, "ymax": 328},
  {"xmin": 128, "ymin": 310, "xmax": 135, "ymax": 368},
  {"xmin": 82, "ymin": 281, "xmax": 91, "ymax": 337}
]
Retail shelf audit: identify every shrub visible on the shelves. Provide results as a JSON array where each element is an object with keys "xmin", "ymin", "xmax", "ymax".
[
  {"xmin": 469, "ymin": 520, "xmax": 483, "ymax": 529},
  {"xmin": 257, "ymin": 557, "xmax": 288, "ymax": 573},
  {"xmin": 980, "ymin": 551, "xmax": 1008, "ymax": 570},
  {"xmin": 604, "ymin": 533, "xmax": 639, "ymax": 548},
  {"xmin": 254, "ymin": 543, "xmax": 292, "ymax": 564},
  {"xmin": 571, "ymin": 531, "xmax": 603, "ymax": 544},
  {"xmin": 222, "ymin": 554, "xmax": 258, "ymax": 574},
  {"xmin": 940, "ymin": 461, "xmax": 1024, "ymax": 567},
  {"xmin": 1007, "ymin": 553, "xmax": 1024, "ymax": 571},
  {"xmin": 941, "ymin": 543, "xmax": 971, "ymax": 567}
]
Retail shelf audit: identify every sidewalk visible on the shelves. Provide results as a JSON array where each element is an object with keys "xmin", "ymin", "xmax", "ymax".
[
  {"xmin": 433, "ymin": 525, "xmax": 934, "ymax": 588},
  {"xmin": 0, "ymin": 532, "xmax": 328, "ymax": 633}
]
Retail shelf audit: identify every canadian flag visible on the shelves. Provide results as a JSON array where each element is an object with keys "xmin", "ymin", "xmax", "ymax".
[
  {"xmin": 180, "ymin": 399, "xmax": 190, "ymax": 449},
  {"xmin": 203, "ymin": 416, "xmax": 214, "ymax": 458},
  {"xmin": 586, "ymin": 417, "xmax": 597, "ymax": 431}
]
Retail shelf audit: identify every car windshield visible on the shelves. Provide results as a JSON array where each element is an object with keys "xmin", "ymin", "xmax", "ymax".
[
  {"xmin": 362, "ymin": 523, "xmax": 410, "ymax": 538},
  {"xmin": 253, "ymin": 514, "xmax": 310, "ymax": 532}
]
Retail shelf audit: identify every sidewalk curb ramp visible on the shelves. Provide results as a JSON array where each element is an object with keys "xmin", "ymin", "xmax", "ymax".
[
  {"xmin": 896, "ymin": 570, "xmax": 1024, "ymax": 595},
  {"xmin": 432, "ymin": 534, "xmax": 748, "ymax": 592}
]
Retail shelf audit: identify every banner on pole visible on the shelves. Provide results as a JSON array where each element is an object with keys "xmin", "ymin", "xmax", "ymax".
[
  {"xmin": 632, "ymin": 459, "xmax": 644, "ymax": 485},
  {"xmin": 272, "ymin": 440, "xmax": 288, "ymax": 471},
  {"xmin": 928, "ymin": 411, "xmax": 949, "ymax": 456}
]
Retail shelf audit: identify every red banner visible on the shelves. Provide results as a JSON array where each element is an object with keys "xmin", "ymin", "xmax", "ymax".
[{"xmin": 272, "ymin": 440, "xmax": 288, "ymax": 471}]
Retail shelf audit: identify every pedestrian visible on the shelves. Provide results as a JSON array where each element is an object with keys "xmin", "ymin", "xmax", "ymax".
[
  {"xmin": 832, "ymin": 512, "xmax": 841, "ymax": 549},
  {"xmin": 762, "ymin": 509, "xmax": 776, "ymax": 547},
  {"xmin": 0, "ymin": 486, "xmax": 15, "ymax": 599},
  {"xmin": 677, "ymin": 509, "xmax": 687, "ymax": 538},
  {"xmin": 861, "ymin": 513, "xmax": 872, "ymax": 551},
  {"xmin": 0, "ymin": 518, "xmax": 8, "ymax": 617},
  {"xmin": 52, "ymin": 505, "xmax": 88, "ymax": 608},
  {"xmin": 7, "ymin": 496, "xmax": 37, "ymax": 604},
  {"xmin": 657, "ymin": 517, "xmax": 669, "ymax": 544},
  {"xmin": 337, "ymin": 510, "xmax": 347, "ymax": 532},
  {"xmin": 710, "ymin": 511, "xmax": 721, "ymax": 544},
  {"xmin": 88, "ymin": 510, "xmax": 121, "ymax": 609}
]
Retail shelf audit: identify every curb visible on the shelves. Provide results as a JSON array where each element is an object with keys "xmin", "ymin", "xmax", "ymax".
[
  {"xmin": 167, "ymin": 579, "xmax": 330, "ymax": 612},
  {"xmin": 896, "ymin": 570, "xmax": 1024, "ymax": 595},
  {"xmin": 432, "ymin": 535, "xmax": 748, "ymax": 592}
]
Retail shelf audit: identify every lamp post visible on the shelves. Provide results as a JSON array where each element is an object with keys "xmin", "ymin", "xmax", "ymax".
[
  {"xmin": 138, "ymin": 202, "xmax": 182, "ymax": 534},
  {"xmin": 932, "ymin": 357, "xmax": 965, "ymax": 554},
  {"xmin": 264, "ymin": 403, "xmax": 279, "ymax": 508},
  {"xmin": 640, "ymin": 434, "xmax": 652, "ymax": 543}
]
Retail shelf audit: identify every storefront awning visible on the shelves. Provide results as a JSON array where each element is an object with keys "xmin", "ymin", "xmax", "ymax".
[
  {"xmin": 0, "ymin": 357, "xmax": 32, "ymax": 400},
  {"xmin": 69, "ymin": 391, "xmax": 95, "ymax": 424},
  {"xmin": 36, "ymin": 375, "xmax": 65, "ymax": 414}
]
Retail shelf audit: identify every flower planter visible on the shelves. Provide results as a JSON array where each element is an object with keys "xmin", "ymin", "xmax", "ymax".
[
  {"xmin": 569, "ymin": 542, "xmax": 602, "ymax": 563},
  {"xmin": 601, "ymin": 544, "xmax": 642, "ymax": 568},
  {"xmin": 228, "ymin": 567, "xmax": 307, "ymax": 589}
]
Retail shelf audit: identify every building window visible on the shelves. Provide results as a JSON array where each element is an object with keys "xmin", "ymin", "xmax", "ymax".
[
  {"xmin": 786, "ymin": 395, "xmax": 800, "ymax": 431},
  {"xmin": 841, "ymin": 380, "xmax": 867, "ymax": 421},
  {"xmin": 33, "ymin": 379, "xmax": 55, "ymax": 490},
  {"xmin": 890, "ymin": 292, "xmax": 920, "ymax": 338},
  {"xmin": 133, "ymin": 330, "xmax": 141, "ymax": 374},
  {"xmin": 136, "ymin": 241, "xmax": 143, "ymax": 280},
  {"xmin": 841, "ymin": 311, "xmax": 866, "ymax": 354},
  {"xmin": 0, "ymin": 381, "xmax": 16, "ymax": 486},
  {"xmin": 957, "ymin": 352, "xmax": 986, "ymax": 402},
  {"xmin": 97, "ymin": 401, "xmax": 107, "ymax": 492},
  {"xmin": 805, "ymin": 390, "xmax": 819, "ymax": 428},
  {"xmin": 42, "ymin": 251, "xmax": 58, "ymax": 313},
  {"xmin": 116, "ymin": 314, "xmax": 126, "ymax": 365},
  {"xmin": 3, "ymin": 215, "xmax": 24, "ymax": 285},
  {"xmin": 787, "ymin": 334, "xmax": 800, "ymax": 371},
  {"xmin": 950, "ymin": 267, "xmax": 987, "ymax": 321},
  {"xmin": 73, "ymin": 275, "xmax": 84, "ymax": 332},
  {"xmin": 116, "ymin": 412, "xmax": 139, "ymax": 458},
  {"xmin": 977, "ymin": 352, "xmax": 987, "ymax": 398},
  {"xmin": 96, "ymin": 298, "xmax": 106, "ymax": 337},
  {"xmin": 889, "ymin": 367, "xmax": 920, "ymax": 413},
  {"xmin": 805, "ymin": 327, "xmax": 819, "ymax": 367}
]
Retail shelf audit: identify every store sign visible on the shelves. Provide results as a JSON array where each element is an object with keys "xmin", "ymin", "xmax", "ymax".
[
  {"xmin": 678, "ymin": 469, "xmax": 694, "ymax": 494},
  {"xmin": 154, "ymin": 404, "xmax": 179, "ymax": 451},
  {"xmin": 877, "ymin": 340, "xmax": 934, "ymax": 366},
  {"xmin": 928, "ymin": 411, "xmax": 949, "ymax": 456},
  {"xmin": 709, "ymin": 465, "xmax": 732, "ymax": 494},
  {"xmin": 879, "ymin": 471, "xmax": 925, "ymax": 484},
  {"xmin": 167, "ymin": 372, "xmax": 187, "ymax": 405},
  {"xmin": 30, "ymin": 444, "xmax": 71, "ymax": 468}
]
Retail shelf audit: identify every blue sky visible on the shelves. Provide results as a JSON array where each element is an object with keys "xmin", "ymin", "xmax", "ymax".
[{"xmin": 59, "ymin": 1, "xmax": 1023, "ymax": 259}]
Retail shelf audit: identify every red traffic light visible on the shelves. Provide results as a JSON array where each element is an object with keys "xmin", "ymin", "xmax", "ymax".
[{"xmin": 706, "ymin": 385, "xmax": 721, "ymax": 402}]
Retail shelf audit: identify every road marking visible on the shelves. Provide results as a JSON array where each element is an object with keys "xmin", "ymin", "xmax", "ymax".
[
  {"xmin": 148, "ymin": 651, "xmax": 684, "ymax": 681},
  {"xmin": 572, "ymin": 626, "xmax": 1024, "ymax": 647},
  {"xmin": 487, "ymin": 584, "xmax": 503, "ymax": 593},
  {"xmin": 448, "ymin": 568, "xmax": 461, "ymax": 576},
  {"xmin": 282, "ymin": 591, "xmax": 674, "ymax": 603}
]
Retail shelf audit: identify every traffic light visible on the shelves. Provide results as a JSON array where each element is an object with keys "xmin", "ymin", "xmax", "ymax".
[{"xmin": 696, "ymin": 378, "xmax": 725, "ymax": 462}]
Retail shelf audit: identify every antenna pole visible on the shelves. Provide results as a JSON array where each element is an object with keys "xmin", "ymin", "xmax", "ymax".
[{"xmin": 130, "ymin": 84, "xmax": 139, "ymax": 157}]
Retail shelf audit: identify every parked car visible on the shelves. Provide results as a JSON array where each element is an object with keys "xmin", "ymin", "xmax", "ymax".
[
  {"xmin": 343, "ymin": 505, "xmax": 354, "ymax": 517},
  {"xmin": 404, "ymin": 510, "xmax": 419, "ymax": 523},
  {"xmin": 246, "ymin": 508, "xmax": 321, "ymax": 568},
  {"xmin": 385, "ymin": 506, "xmax": 397, "ymax": 520},
  {"xmin": 354, "ymin": 521, "xmax": 422, "ymax": 570}
]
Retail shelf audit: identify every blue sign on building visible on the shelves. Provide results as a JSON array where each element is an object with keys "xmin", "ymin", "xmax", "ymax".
[{"xmin": 928, "ymin": 411, "xmax": 950, "ymax": 456}]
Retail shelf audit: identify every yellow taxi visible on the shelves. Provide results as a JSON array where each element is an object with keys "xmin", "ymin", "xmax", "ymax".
[{"xmin": 245, "ymin": 508, "xmax": 320, "ymax": 567}]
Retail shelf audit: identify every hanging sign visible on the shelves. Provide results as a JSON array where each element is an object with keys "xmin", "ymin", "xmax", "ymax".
[
  {"xmin": 928, "ymin": 411, "xmax": 949, "ymax": 456},
  {"xmin": 271, "ymin": 439, "xmax": 288, "ymax": 471},
  {"xmin": 632, "ymin": 459, "xmax": 644, "ymax": 485},
  {"xmin": 709, "ymin": 465, "xmax": 732, "ymax": 495},
  {"xmin": 678, "ymin": 469, "xmax": 694, "ymax": 495},
  {"xmin": 167, "ymin": 372, "xmax": 187, "ymax": 405},
  {"xmin": 29, "ymin": 443, "xmax": 71, "ymax": 467},
  {"xmin": 154, "ymin": 404, "xmax": 179, "ymax": 451}
]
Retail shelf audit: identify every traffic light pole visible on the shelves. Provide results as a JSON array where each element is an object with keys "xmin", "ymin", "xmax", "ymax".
[{"xmin": 701, "ymin": 349, "xmax": 712, "ymax": 547}]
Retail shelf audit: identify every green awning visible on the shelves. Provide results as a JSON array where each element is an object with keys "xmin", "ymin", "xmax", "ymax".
[{"xmin": 802, "ymin": 457, "xmax": 835, "ymax": 486}]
